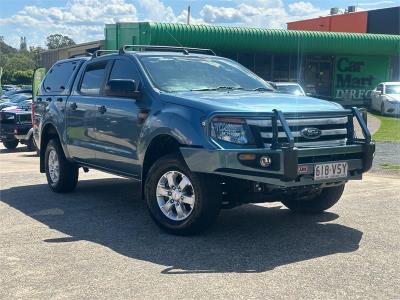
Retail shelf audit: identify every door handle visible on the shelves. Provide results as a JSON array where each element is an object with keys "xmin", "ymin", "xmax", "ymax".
[
  {"xmin": 45, "ymin": 97, "xmax": 52, "ymax": 102},
  {"xmin": 56, "ymin": 97, "xmax": 63, "ymax": 102},
  {"xmin": 37, "ymin": 97, "xmax": 42, "ymax": 103},
  {"xmin": 98, "ymin": 105, "xmax": 107, "ymax": 114},
  {"xmin": 70, "ymin": 102, "xmax": 78, "ymax": 110}
]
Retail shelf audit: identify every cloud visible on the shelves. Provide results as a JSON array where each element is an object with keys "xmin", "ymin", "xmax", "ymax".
[
  {"xmin": 358, "ymin": 1, "xmax": 395, "ymax": 6},
  {"xmin": 199, "ymin": 0, "xmax": 288, "ymax": 28},
  {"xmin": 288, "ymin": 2, "xmax": 319, "ymax": 15},
  {"xmin": 0, "ymin": 0, "xmax": 329, "ymax": 48},
  {"xmin": 0, "ymin": 0, "xmax": 138, "ymax": 47}
]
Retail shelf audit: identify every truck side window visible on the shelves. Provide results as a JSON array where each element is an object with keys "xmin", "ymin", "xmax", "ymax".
[
  {"xmin": 43, "ymin": 61, "xmax": 77, "ymax": 93},
  {"xmin": 80, "ymin": 62, "xmax": 107, "ymax": 95},
  {"xmin": 108, "ymin": 59, "xmax": 140, "ymax": 86}
]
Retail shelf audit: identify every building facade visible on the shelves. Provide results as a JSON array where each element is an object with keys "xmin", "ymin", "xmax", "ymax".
[
  {"xmin": 105, "ymin": 22, "xmax": 400, "ymax": 106},
  {"xmin": 287, "ymin": 6, "xmax": 400, "ymax": 35},
  {"xmin": 40, "ymin": 40, "xmax": 103, "ymax": 70}
]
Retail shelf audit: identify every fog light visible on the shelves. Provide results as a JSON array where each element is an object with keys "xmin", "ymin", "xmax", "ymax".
[{"xmin": 259, "ymin": 156, "xmax": 271, "ymax": 167}]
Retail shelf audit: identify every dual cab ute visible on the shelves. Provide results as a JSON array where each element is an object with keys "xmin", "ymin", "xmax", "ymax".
[{"xmin": 33, "ymin": 46, "xmax": 375, "ymax": 235}]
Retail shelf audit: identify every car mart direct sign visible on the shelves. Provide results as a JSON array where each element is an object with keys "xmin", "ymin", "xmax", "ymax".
[{"xmin": 334, "ymin": 56, "xmax": 389, "ymax": 103}]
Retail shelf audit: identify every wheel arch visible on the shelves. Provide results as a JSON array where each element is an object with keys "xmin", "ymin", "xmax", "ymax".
[
  {"xmin": 141, "ymin": 134, "xmax": 183, "ymax": 196},
  {"xmin": 39, "ymin": 122, "xmax": 62, "ymax": 173}
]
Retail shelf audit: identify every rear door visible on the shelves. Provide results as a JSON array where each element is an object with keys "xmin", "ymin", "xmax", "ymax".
[
  {"xmin": 93, "ymin": 58, "xmax": 144, "ymax": 177},
  {"xmin": 35, "ymin": 61, "xmax": 79, "ymax": 147},
  {"xmin": 65, "ymin": 60, "xmax": 109, "ymax": 164}
]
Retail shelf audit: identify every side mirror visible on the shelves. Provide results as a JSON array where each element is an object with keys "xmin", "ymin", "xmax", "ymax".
[
  {"xmin": 376, "ymin": 90, "xmax": 382, "ymax": 95},
  {"xmin": 105, "ymin": 79, "xmax": 141, "ymax": 98}
]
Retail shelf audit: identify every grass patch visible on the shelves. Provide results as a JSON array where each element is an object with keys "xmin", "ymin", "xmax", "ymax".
[
  {"xmin": 379, "ymin": 163, "xmax": 400, "ymax": 170},
  {"xmin": 370, "ymin": 112, "xmax": 400, "ymax": 142}
]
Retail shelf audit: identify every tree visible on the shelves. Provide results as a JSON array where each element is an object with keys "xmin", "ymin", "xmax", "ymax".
[{"xmin": 46, "ymin": 34, "xmax": 76, "ymax": 49}]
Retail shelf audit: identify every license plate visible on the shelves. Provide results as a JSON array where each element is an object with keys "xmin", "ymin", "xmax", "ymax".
[{"xmin": 314, "ymin": 162, "xmax": 348, "ymax": 180}]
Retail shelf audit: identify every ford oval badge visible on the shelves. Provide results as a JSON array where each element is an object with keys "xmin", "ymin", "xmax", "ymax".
[{"xmin": 300, "ymin": 127, "xmax": 322, "ymax": 139}]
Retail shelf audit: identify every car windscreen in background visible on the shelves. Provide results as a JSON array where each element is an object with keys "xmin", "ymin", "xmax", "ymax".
[{"xmin": 0, "ymin": 113, "xmax": 16, "ymax": 124}]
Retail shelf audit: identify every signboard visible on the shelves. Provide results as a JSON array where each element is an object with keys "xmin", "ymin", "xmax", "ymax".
[
  {"xmin": 334, "ymin": 56, "xmax": 389, "ymax": 104},
  {"xmin": 32, "ymin": 68, "xmax": 46, "ymax": 101}
]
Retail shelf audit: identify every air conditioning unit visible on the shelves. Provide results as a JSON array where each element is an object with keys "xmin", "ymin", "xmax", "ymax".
[
  {"xmin": 348, "ymin": 6, "xmax": 356, "ymax": 13},
  {"xmin": 330, "ymin": 7, "xmax": 339, "ymax": 15}
]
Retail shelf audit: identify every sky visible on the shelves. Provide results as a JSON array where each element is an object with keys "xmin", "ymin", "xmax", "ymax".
[{"xmin": 0, "ymin": 0, "xmax": 398, "ymax": 48}]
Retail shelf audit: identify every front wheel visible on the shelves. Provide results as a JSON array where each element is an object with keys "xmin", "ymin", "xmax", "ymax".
[
  {"xmin": 281, "ymin": 184, "xmax": 345, "ymax": 214},
  {"xmin": 145, "ymin": 154, "xmax": 221, "ymax": 235},
  {"xmin": 45, "ymin": 139, "xmax": 79, "ymax": 193}
]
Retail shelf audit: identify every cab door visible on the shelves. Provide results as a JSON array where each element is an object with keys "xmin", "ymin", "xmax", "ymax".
[
  {"xmin": 93, "ymin": 58, "xmax": 145, "ymax": 178},
  {"xmin": 65, "ymin": 60, "xmax": 109, "ymax": 164}
]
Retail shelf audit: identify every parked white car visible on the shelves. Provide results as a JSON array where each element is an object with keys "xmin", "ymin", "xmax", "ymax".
[
  {"xmin": 371, "ymin": 82, "xmax": 400, "ymax": 116},
  {"xmin": 274, "ymin": 82, "xmax": 306, "ymax": 96}
]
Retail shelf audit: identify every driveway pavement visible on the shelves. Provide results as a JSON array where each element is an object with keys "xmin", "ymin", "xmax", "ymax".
[{"xmin": 0, "ymin": 145, "xmax": 399, "ymax": 299}]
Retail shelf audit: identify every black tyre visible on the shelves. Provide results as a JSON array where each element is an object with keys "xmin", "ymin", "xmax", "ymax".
[
  {"xmin": 45, "ymin": 139, "xmax": 78, "ymax": 193},
  {"xmin": 26, "ymin": 136, "xmax": 36, "ymax": 152},
  {"xmin": 145, "ymin": 153, "xmax": 221, "ymax": 235},
  {"xmin": 381, "ymin": 102, "xmax": 386, "ymax": 116},
  {"xmin": 3, "ymin": 139, "xmax": 19, "ymax": 149},
  {"xmin": 282, "ymin": 184, "xmax": 345, "ymax": 214}
]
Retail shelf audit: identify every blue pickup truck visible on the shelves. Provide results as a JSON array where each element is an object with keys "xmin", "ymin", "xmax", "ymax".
[{"xmin": 33, "ymin": 46, "xmax": 375, "ymax": 235}]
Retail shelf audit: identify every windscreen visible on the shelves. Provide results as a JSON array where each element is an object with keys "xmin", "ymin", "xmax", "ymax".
[
  {"xmin": 139, "ymin": 55, "xmax": 273, "ymax": 93},
  {"xmin": 385, "ymin": 85, "xmax": 400, "ymax": 94}
]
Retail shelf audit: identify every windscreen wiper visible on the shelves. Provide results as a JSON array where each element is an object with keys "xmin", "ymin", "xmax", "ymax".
[
  {"xmin": 251, "ymin": 87, "xmax": 275, "ymax": 92},
  {"xmin": 190, "ymin": 86, "xmax": 245, "ymax": 91}
]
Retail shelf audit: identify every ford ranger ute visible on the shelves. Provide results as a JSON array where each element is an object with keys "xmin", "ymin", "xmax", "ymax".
[{"xmin": 33, "ymin": 46, "xmax": 375, "ymax": 235}]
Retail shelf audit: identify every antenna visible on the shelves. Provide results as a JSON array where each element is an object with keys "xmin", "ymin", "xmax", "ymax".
[{"xmin": 187, "ymin": 5, "xmax": 191, "ymax": 25}]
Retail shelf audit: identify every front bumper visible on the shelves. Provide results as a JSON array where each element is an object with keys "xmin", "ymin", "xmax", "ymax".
[
  {"xmin": 383, "ymin": 101, "xmax": 400, "ymax": 116},
  {"xmin": 180, "ymin": 107, "xmax": 375, "ymax": 188},
  {"xmin": 180, "ymin": 143, "xmax": 375, "ymax": 187}
]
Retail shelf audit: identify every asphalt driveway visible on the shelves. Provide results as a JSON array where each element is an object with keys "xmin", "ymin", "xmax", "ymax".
[{"xmin": 0, "ymin": 145, "xmax": 399, "ymax": 299}]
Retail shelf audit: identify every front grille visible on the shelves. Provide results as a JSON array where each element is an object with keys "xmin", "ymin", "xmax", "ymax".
[{"xmin": 247, "ymin": 116, "xmax": 348, "ymax": 148}]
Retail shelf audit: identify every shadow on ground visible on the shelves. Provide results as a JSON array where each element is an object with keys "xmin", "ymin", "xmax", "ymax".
[{"xmin": 1, "ymin": 178, "xmax": 362, "ymax": 274}]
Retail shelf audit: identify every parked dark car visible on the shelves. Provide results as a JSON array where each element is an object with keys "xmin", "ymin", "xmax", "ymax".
[
  {"xmin": 0, "ymin": 93, "xmax": 32, "ymax": 111},
  {"xmin": 33, "ymin": 46, "xmax": 374, "ymax": 235},
  {"xmin": 0, "ymin": 110, "xmax": 35, "ymax": 150}
]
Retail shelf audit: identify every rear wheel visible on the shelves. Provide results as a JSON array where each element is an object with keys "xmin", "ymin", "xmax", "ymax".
[
  {"xmin": 281, "ymin": 184, "xmax": 345, "ymax": 214},
  {"xmin": 45, "ymin": 139, "xmax": 78, "ymax": 193},
  {"xmin": 145, "ymin": 153, "xmax": 221, "ymax": 235},
  {"xmin": 3, "ymin": 139, "xmax": 19, "ymax": 149}
]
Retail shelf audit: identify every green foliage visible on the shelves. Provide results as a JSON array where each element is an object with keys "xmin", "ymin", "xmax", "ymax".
[
  {"xmin": 371, "ymin": 113, "xmax": 400, "ymax": 142},
  {"xmin": 0, "ymin": 40, "xmax": 44, "ymax": 85},
  {"xmin": 46, "ymin": 34, "xmax": 75, "ymax": 49}
]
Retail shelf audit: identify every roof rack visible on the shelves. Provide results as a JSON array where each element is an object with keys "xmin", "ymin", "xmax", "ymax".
[
  {"xmin": 68, "ymin": 52, "xmax": 93, "ymax": 59},
  {"xmin": 93, "ymin": 50, "xmax": 119, "ymax": 58},
  {"xmin": 119, "ymin": 45, "xmax": 216, "ymax": 56}
]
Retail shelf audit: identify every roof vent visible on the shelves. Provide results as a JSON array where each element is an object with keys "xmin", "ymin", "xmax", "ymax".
[{"xmin": 330, "ymin": 7, "xmax": 339, "ymax": 15}]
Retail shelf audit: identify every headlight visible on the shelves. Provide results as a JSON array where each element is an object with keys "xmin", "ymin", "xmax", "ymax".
[{"xmin": 210, "ymin": 117, "xmax": 253, "ymax": 145}]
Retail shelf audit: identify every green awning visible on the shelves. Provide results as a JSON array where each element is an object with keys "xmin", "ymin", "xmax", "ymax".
[{"xmin": 128, "ymin": 22, "xmax": 400, "ymax": 56}]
